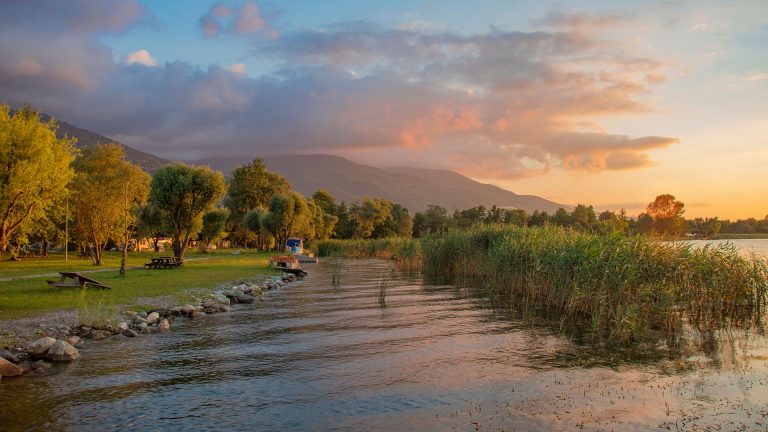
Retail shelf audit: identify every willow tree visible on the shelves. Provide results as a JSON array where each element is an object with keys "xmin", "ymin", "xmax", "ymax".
[
  {"xmin": 149, "ymin": 164, "xmax": 226, "ymax": 262},
  {"xmin": 0, "ymin": 104, "xmax": 76, "ymax": 258},
  {"xmin": 260, "ymin": 193, "xmax": 309, "ymax": 251},
  {"xmin": 71, "ymin": 144, "xmax": 150, "ymax": 266}
]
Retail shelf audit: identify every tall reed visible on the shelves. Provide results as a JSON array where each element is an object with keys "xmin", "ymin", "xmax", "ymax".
[
  {"xmin": 422, "ymin": 226, "xmax": 768, "ymax": 344},
  {"xmin": 312, "ymin": 227, "xmax": 768, "ymax": 344}
]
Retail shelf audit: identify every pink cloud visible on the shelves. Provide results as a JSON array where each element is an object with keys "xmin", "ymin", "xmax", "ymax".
[{"xmin": 199, "ymin": 1, "xmax": 277, "ymax": 39}]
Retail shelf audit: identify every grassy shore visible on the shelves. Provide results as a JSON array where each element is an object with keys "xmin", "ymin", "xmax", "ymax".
[
  {"xmin": 315, "ymin": 227, "xmax": 768, "ymax": 345},
  {"xmin": 0, "ymin": 250, "xmax": 274, "ymax": 320}
]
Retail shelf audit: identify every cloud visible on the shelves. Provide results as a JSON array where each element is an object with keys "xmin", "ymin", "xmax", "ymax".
[
  {"xmin": 227, "ymin": 63, "xmax": 248, "ymax": 74},
  {"xmin": 742, "ymin": 72, "xmax": 768, "ymax": 81},
  {"xmin": 199, "ymin": 1, "xmax": 277, "ymax": 39},
  {"xmin": 0, "ymin": 0, "xmax": 145, "ymax": 34},
  {"xmin": 123, "ymin": 49, "xmax": 158, "ymax": 67},
  {"xmin": 536, "ymin": 11, "xmax": 626, "ymax": 29},
  {"xmin": 0, "ymin": 12, "xmax": 677, "ymax": 178}
]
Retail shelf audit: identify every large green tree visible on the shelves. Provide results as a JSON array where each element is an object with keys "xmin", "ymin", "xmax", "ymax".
[
  {"xmin": 149, "ymin": 163, "xmax": 226, "ymax": 262},
  {"xmin": 71, "ymin": 144, "xmax": 150, "ymax": 265},
  {"xmin": 225, "ymin": 158, "xmax": 290, "ymax": 244},
  {"xmin": 201, "ymin": 208, "xmax": 230, "ymax": 250},
  {"xmin": 0, "ymin": 104, "xmax": 77, "ymax": 258},
  {"xmin": 260, "ymin": 192, "xmax": 310, "ymax": 251}
]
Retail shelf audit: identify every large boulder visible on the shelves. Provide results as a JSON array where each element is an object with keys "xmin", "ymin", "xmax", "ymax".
[
  {"xmin": 28, "ymin": 337, "xmax": 56, "ymax": 358},
  {"xmin": 18, "ymin": 360, "xmax": 51, "ymax": 376},
  {"xmin": 213, "ymin": 294, "xmax": 231, "ymax": 305},
  {"xmin": 181, "ymin": 305, "xmax": 196, "ymax": 316},
  {"xmin": 46, "ymin": 340, "xmax": 80, "ymax": 362},
  {"xmin": 223, "ymin": 289, "xmax": 256, "ymax": 304},
  {"xmin": 146, "ymin": 311, "xmax": 160, "ymax": 325},
  {"xmin": 123, "ymin": 329, "xmax": 139, "ymax": 338},
  {"xmin": 0, "ymin": 357, "xmax": 24, "ymax": 377}
]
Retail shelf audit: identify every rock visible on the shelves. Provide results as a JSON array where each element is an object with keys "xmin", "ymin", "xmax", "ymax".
[
  {"xmin": 46, "ymin": 340, "xmax": 80, "ymax": 362},
  {"xmin": 181, "ymin": 305, "xmax": 196, "ymax": 316},
  {"xmin": 117, "ymin": 322, "xmax": 129, "ymax": 332},
  {"xmin": 223, "ymin": 289, "xmax": 256, "ymax": 304},
  {"xmin": 19, "ymin": 360, "xmax": 51, "ymax": 376},
  {"xmin": 124, "ymin": 311, "xmax": 138, "ymax": 318},
  {"xmin": 146, "ymin": 311, "xmax": 160, "ymax": 325},
  {"xmin": 213, "ymin": 294, "xmax": 230, "ymax": 305},
  {"xmin": 28, "ymin": 337, "xmax": 56, "ymax": 358},
  {"xmin": 190, "ymin": 311, "xmax": 206, "ymax": 318},
  {"xmin": 133, "ymin": 316, "xmax": 147, "ymax": 324},
  {"xmin": 138, "ymin": 311, "xmax": 148, "ymax": 318},
  {"xmin": 123, "ymin": 329, "xmax": 139, "ymax": 338},
  {"xmin": 0, "ymin": 357, "xmax": 24, "ymax": 377},
  {"xmin": 65, "ymin": 336, "xmax": 81, "ymax": 347},
  {"xmin": 170, "ymin": 306, "xmax": 182, "ymax": 316},
  {"xmin": 250, "ymin": 286, "xmax": 263, "ymax": 296},
  {"xmin": 88, "ymin": 330, "xmax": 112, "ymax": 340},
  {"xmin": 134, "ymin": 322, "xmax": 148, "ymax": 330},
  {"xmin": 0, "ymin": 349, "xmax": 19, "ymax": 363},
  {"xmin": 158, "ymin": 318, "xmax": 170, "ymax": 332}
]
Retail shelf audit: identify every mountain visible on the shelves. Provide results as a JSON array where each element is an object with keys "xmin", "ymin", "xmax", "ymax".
[
  {"xmin": 40, "ymin": 114, "xmax": 169, "ymax": 173},
  {"xmin": 244, "ymin": 154, "xmax": 566, "ymax": 213}
]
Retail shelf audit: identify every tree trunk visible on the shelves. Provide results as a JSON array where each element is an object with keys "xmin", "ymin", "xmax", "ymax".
[
  {"xmin": 153, "ymin": 237, "xmax": 159, "ymax": 253},
  {"xmin": 119, "ymin": 234, "xmax": 128, "ymax": 276},
  {"xmin": 42, "ymin": 238, "xmax": 49, "ymax": 258}
]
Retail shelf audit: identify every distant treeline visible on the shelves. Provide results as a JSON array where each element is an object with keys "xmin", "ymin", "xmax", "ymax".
[{"xmin": 3, "ymin": 105, "xmax": 765, "ymax": 263}]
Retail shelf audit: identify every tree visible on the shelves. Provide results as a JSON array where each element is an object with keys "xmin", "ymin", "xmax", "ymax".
[
  {"xmin": 260, "ymin": 193, "xmax": 310, "ymax": 251},
  {"xmin": 0, "ymin": 104, "xmax": 77, "ymax": 258},
  {"xmin": 349, "ymin": 198, "xmax": 391, "ymax": 239},
  {"xmin": 225, "ymin": 159, "xmax": 290, "ymax": 245},
  {"xmin": 504, "ymin": 209, "xmax": 527, "ymax": 227},
  {"xmin": 636, "ymin": 212, "xmax": 655, "ymax": 235},
  {"xmin": 137, "ymin": 204, "xmax": 165, "ymax": 252},
  {"xmin": 243, "ymin": 208, "xmax": 269, "ymax": 249},
  {"xmin": 528, "ymin": 210, "xmax": 551, "ymax": 227},
  {"xmin": 413, "ymin": 205, "xmax": 449, "ymax": 236},
  {"xmin": 70, "ymin": 144, "xmax": 149, "ymax": 266},
  {"xmin": 201, "ymin": 208, "xmax": 230, "ymax": 250},
  {"xmin": 571, "ymin": 204, "xmax": 597, "ymax": 231},
  {"xmin": 312, "ymin": 189, "xmax": 337, "ymax": 215},
  {"xmin": 551, "ymin": 207, "xmax": 572, "ymax": 227},
  {"xmin": 597, "ymin": 210, "xmax": 629, "ymax": 234},
  {"xmin": 149, "ymin": 164, "xmax": 226, "ymax": 262},
  {"xmin": 646, "ymin": 194, "xmax": 686, "ymax": 237}
]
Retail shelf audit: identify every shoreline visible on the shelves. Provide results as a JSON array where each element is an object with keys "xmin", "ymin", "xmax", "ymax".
[{"xmin": 0, "ymin": 271, "xmax": 302, "ymax": 380}]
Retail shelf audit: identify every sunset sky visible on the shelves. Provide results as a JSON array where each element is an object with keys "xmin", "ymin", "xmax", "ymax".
[{"xmin": 1, "ymin": 0, "xmax": 766, "ymax": 218}]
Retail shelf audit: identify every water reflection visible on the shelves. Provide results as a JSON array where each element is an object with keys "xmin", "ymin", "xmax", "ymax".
[{"xmin": 1, "ymin": 259, "xmax": 767, "ymax": 431}]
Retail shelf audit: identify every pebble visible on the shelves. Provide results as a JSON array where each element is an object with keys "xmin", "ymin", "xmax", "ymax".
[{"xmin": 123, "ymin": 329, "xmax": 140, "ymax": 338}]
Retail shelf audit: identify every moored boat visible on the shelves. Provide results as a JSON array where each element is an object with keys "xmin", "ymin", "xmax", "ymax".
[{"xmin": 269, "ymin": 255, "xmax": 308, "ymax": 277}]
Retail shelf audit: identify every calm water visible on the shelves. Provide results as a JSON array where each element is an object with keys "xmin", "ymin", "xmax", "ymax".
[
  {"xmin": 2, "ymin": 259, "xmax": 768, "ymax": 431},
  {"xmin": 684, "ymin": 238, "xmax": 768, "ymax": 256}
]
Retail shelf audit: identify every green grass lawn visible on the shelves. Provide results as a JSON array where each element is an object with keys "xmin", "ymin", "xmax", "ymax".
[{"xmin": 0, "ymin": 250, "xmax": 276, "ymax": 320}]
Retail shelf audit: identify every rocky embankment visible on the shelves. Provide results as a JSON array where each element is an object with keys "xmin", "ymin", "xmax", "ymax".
[{"xmin": 0, "ymin": 273, "xmax": 299, "ymax": 381}]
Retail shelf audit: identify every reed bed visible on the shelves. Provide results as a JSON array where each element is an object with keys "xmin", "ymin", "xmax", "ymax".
[
  {"xmin": 315, "ymin": 227, "xmax": 768, "ymax": 345},
  {"xmin": 421, "ymin": 226, "xmax": 768, "ymax": 344},
  {"xmin": 313, "ymin": 238, "xmax": 421, "ymax": 272}
]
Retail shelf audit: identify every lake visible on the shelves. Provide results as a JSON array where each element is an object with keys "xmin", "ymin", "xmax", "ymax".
[
  {"xmin": 684, "ymin": 238, "xmax": 768, "ymax": 257},
  {"xmin": 2, "ymin": 258, "xmax": 768, "ymax": 431}
]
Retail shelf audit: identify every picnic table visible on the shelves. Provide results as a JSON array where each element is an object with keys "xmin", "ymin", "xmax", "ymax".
[
  {"xmin": 47, "ymin": 272, "xmax": 111, "ymax": 289},
  {"xmin": 144, "ymin": 256, "xmax": 181, "ymax": 269}
]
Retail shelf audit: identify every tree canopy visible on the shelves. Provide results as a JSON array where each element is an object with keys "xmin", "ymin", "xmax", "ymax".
[
  {"xmin": 0, "ymin": 104, "xmax": 77, "ymax": 257},
  {"xmin": 149, "ymin": 163, "xmax": 226, "ymax": 261}
]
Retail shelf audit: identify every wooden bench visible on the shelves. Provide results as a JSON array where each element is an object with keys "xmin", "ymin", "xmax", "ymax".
[
  {"xmin": 144, "ymin": 256, "xmax": 181, "ymax": 269},
  {"xmin": 47, "ymin": 272, "xmax": 111, "ymax": 289}
]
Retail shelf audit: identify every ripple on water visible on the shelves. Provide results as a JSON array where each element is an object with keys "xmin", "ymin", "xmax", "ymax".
[{"xmin": 2, "ymin": 258, "xmax": 768, "ymax": 431}]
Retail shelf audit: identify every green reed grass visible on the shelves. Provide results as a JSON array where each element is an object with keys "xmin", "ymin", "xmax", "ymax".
[
  {"xmin": 422, "ymin": 226, "xmax": 768, "ymax": 344},
  {"xmin": 315, "ymin": 227, "xmax": 768, "ymax": 345}
]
